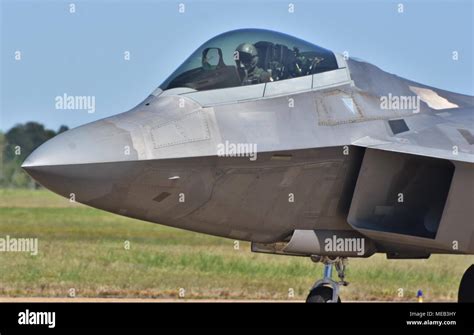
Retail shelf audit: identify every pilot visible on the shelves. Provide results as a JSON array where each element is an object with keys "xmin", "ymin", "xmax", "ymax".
[{"xmin": 235, "ymin": 43, "xmax": 272, "ymax": 85}]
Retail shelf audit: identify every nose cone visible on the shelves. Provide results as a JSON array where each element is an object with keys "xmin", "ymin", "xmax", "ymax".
[
  {"xmin": 22, "ymin": 119, "xmax": 138, "ymax": 168},
  {"xmin": 22, "ymin": 119, "xmax": 139, "ymax": 201},
  {"xmin": 22, "ymin": 93, "xmax": 206, "ymax": 210}
]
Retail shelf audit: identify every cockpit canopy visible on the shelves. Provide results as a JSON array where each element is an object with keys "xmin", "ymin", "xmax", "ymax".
[{"xmin": 160, "ymin": 29, "xmax": 338, "ymax": 92}]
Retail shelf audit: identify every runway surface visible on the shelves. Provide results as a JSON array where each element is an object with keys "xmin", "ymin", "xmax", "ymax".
[
  {"xmin": 0, "ymin": 297, "xmax": 305, "ymax": 303},
  {"xmin": 0, "ymin": 297, "xmax": 409, "ymax": 302}
]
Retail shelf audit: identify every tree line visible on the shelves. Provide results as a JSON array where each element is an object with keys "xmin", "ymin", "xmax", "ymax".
[{"xmin": 0, "ymin": 122, "xmax": 68, "ymax": 187}]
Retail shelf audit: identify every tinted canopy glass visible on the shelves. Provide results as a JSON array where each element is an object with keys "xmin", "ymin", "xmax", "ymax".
[{"xmin": 160, "ymin": 29, "xmax": 338, "ymax": 91}]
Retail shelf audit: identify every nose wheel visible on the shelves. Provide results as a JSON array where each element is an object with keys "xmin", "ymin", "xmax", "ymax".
[
  {"xmin": 458, "ymin": 264, "xmax": 474, "ymax": 302},
  {"xmin": 306, "ymin": 256, "xmax": 347, "ymax": 303}
]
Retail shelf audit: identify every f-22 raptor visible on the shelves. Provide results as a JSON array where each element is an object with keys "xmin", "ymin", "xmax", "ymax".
[{"xmin": 23, "ymin": 29, "xmax": 474, "ymax": 302}]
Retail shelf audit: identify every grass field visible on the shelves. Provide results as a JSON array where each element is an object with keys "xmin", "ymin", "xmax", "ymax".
[{"xmin": 0, "ymin": 188, "xmax": 471, "ymax": 301}]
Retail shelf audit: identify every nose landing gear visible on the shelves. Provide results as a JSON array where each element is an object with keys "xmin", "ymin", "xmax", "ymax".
[
  {"xmin": 305, "ymin": 259, "xmax": 473, "ymax": 303},
  {"xmin": 458, "ymin": 264, "xmax": 474, "ymax": 302},
  {"xmin": 306, "ymin": 256, "xmax": 348, "ymax": 303}
]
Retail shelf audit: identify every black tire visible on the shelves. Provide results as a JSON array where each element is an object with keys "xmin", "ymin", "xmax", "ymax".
[
  {"xmin": 458, "ymin": 264, "xmax": 474, "ymax": 302},
  {"xmin": 306, "ymin": 286, "xmax": 341, "ymax": 303}
]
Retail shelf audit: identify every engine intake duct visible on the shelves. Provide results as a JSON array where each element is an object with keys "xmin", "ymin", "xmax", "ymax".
[{"xmin": 348, "ymin": 148, "xmax": 454, "ymax": 239}]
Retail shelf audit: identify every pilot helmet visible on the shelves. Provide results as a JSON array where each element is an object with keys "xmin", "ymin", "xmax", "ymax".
[{"xmin": 235, "ymin": 43, "xmax": 259, "ymax": 69}]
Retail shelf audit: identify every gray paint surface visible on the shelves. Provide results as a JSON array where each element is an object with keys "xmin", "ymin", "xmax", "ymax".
[{"xmin": 23, "ymin": 29, "xmax": 474, "ymax": 259}]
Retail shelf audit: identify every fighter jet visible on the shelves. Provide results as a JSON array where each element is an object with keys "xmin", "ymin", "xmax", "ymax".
[{"xmin": 22, "ymin": 28, "xmax": 474, "ymax": 302}]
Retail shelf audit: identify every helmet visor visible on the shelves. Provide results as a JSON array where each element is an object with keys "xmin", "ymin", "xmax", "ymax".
[{"xmin": 238, "ymin": 52, "xmax": 254, "ymax": 66}]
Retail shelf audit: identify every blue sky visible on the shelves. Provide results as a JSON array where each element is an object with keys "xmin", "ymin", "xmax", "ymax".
[{"xmin": 1, "ymin": 0, "xmax": 472, "ymax": 131}]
